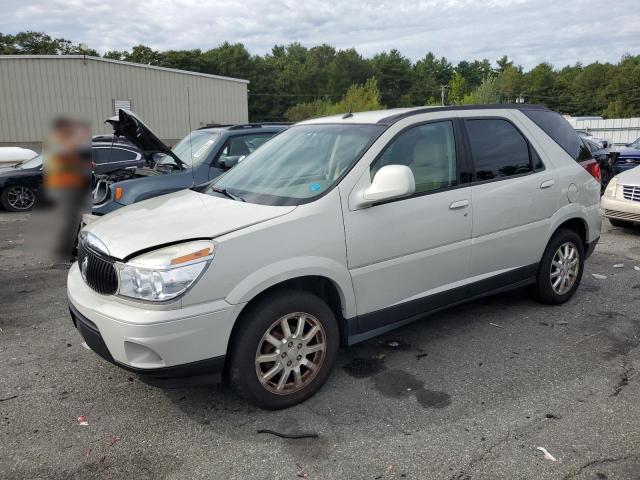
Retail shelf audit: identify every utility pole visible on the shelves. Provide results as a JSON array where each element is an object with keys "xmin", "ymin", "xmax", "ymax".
[{"xmin": 440, "ymin": 85, "xmax": 447, "ymax": 106}]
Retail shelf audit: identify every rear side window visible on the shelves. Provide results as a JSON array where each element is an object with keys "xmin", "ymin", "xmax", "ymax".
[
  {"xmin": 465, "ymin": 119, "xmax": 532, "ymax": 181},
  {"xmin": 92, "ymin": 147, "xmax": 137, "ymax": 164},
  {"xmin": 522, "ymin": 110, "xmax": 582, "ymax": 160}
]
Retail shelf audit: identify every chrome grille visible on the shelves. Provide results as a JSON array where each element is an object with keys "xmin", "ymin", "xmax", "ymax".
[
  {"xmin": 78, "ymin": 241, "xmax": 118, "ymax": 295},
  {"xmin": 622, "ymin": 185, "xmax": 640, "ymax": 202}
]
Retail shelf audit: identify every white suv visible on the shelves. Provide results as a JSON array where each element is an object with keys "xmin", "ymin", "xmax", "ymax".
[{"xmin": 68, "ymin": 105, "xmax": 601, "ymax": 409}]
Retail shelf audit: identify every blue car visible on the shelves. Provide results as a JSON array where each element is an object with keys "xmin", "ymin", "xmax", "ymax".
[
  {"xmin": 91, "ymin": 110, "xmax": 289, "ymax": 215},
  {"xmin": 615, "ymin": 137, "xmax": 640, "ymax": 173}
]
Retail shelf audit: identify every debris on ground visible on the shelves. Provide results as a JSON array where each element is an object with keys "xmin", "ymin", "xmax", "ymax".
[
  {"xmin": 375, "ymin": 352, "xmax": 386, "ymax": 359},
  {"xmin": 257, "ymin": 429, "xmax": 318, "ymax": 439},
  {"xmin": 557, "ymin": 320, "xmax": 569, "ymax": 325},
  {"xmin": 613, "ymin": 264, "xmax": 624, "ymax": 268},
  {"xmin": 489, "ymin": 322, "xmax": 504, "ymax": 328},
  {"xmin": 77, "ymin": 416, "xmax": 89, "ymax": 426},
  {"xmin": 592, "ymin": 274, "xmax": 607, "ymax": 279},
  {"xmin": 634, "ymin": 266, "xmax": 640, "ymax": 272},
  {"xmin": 416, "ymin": 353, "xmax": 429, "ymax": 360},
  {"xmin": 0, "ymin": 395, "xmax": 18, "ymax": 402},
  {"xmin": 545, "ymin": 413, "xmax": 561, "ymax": 419},
  {"xmin": 536, "ymin": 446, "xmax": 557, "ymax": 461},
  {"xmin": 386, "ymin": 341, "xmax": 400, "ymax": 348}
]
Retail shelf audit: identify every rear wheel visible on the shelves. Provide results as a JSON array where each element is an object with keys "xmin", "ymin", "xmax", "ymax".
[
  {"xmin": 533, "ymin": 229, "xmax": 584, "ymax": 305},
  {"xmin": 1, "ymin": 185, "xmax": 36, "ymax": 211},
  {"xmin": 227, "ymin": 289, "xmax": 339, "ymax": 409}
]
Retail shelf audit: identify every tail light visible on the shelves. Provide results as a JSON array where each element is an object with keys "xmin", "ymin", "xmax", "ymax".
[{"xmin": 580, "ymin": 160, "xmax": 601, "ymax": 182}]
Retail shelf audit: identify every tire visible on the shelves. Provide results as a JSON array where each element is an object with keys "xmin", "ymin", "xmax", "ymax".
[
  {"xmin": 533, "ymin": 229, "xmax": 584, "ymax": 305},
  {"xmin": 0, "ymin": 185, "xmax": 36, "ymax": 212},
  {"xmin": 227, "ymin": 289, "xmax": 339, "ymax": 410},
  {"xmin": 609, "ymin": 218, "xmax": 633, "ymax": 228}
]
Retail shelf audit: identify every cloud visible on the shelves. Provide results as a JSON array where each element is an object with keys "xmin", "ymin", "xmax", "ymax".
[{"xmin": 3, "ymin": 0, "xmax": 639, "ymax": 68}]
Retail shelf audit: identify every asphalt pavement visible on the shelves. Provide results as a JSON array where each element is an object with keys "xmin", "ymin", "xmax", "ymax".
[{"xmin": 1, "ymin": 212, "xmax": 639, "ymax": 480}]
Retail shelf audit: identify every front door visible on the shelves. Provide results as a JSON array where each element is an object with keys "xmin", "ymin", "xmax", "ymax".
[{"xmin": 343, "ymin": 120, "xmax": 473, "ymax": 336}]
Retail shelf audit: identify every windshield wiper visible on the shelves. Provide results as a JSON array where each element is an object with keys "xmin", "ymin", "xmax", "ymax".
[{"xmin": 210, "ymin": 186, "xmax": 245, "ymax": 202}]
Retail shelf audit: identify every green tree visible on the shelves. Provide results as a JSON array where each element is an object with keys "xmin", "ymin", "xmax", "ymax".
[
  {"xmin": 497, "ymin": 64, "xmax": 524, "ymax": 102},
  {"xmin": 370, "ymin": 49, "xmax": 414, "ymax": 107},
  {"xmin": 463, "ymin": 76, "xmax": 500, "ymax": 104}
]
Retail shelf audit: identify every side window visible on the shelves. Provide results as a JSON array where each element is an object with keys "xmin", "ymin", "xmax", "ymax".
[
  {"xmin": 370, "ymin": 121, "xmax": 458, "ymax": 194},
  {"xmin": 465, "ymin": 119, "xmax": 531, "ymax": 181},
  {"xmin": 218, "ymin": 133, "xmax": 274, "ymax": 165},
  {"xmin": 522, "ymin": 109, "xmax": 582, "ymax": 160},
  {"xmin": 577, "ymin": 139, "xmax": 593, "ymax": 161},
  {"xmin": 92, "ymin": 148, "xmax": 109, "ymax": 165},
  {"xmin": 93, "ymin": 147, "xmax": 137, "ymax": 164}
]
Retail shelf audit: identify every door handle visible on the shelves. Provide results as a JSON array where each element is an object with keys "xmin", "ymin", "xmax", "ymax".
[
  {"xmin": 449, "ymin": 199, "xmax": 470, "ymax": 210},
  {"xmin": 540, "ymin": 179, "xmax": 555, "ymax": 189}
]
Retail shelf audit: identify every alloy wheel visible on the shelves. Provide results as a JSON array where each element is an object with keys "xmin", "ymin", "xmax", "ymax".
[
  {"xmin": 550, "ymin": 242, "xmax": 580, "ymax": 295},
  {"xmin": 255, "ymin": 312, "xmax": 326, "ymax": 395},
  {"xmin": 6, "ymin": 186, "xmax": 35, "ymax": 210}
]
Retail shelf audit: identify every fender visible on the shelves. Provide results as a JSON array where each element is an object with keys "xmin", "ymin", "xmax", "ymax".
[
  {"xmin": 225, "ymin": 256, "xmax": 357, "ymax": 319},
  {"xmin": 544, "ymin": 202, "xmax": 600, "ymax": 246}
]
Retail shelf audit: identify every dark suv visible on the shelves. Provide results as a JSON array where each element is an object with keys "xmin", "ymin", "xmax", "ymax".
[{"xmin": 91, "ymin": 110, "xmax": 289, "ymax": 215}]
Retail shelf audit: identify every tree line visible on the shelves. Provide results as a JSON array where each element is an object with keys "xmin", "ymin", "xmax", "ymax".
[{"xmin": 2, "ymin": 31, "xmax": 639, "ymax": 121}]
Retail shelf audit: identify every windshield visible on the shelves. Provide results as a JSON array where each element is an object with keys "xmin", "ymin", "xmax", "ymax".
[
  {"xmin": 165, "ymin": 131, "xmax": 221, "ymax": 167},
  {"xmin": 630, "ymin": 137, "xmax": 640, "ymax": 149},
  {"xmin": 209, "ymin": 124, "xmax": 385, "ymax": 205},
  {"xmin": 14, "ymin": 155, "xmax": 43, "ymax": 169}
]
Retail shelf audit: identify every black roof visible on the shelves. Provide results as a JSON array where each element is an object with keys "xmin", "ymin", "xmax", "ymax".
[{"xmin": 377, "ymin": 104, "xmax": 550, "ymax": 125}]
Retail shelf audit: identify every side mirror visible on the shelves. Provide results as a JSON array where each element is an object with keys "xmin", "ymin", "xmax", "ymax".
[{"xmin": 355, "ymin": 165, "xmax": 415, "ymax": 208}]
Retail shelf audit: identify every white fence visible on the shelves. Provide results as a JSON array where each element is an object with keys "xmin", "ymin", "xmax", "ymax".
[{"xmin": 569, "ymin": 117, "xmax": 640, "ymax": 146}]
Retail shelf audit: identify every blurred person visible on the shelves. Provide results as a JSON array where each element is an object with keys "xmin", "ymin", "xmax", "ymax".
[{"xmin": 31, "ymin": 116, "xmax": 92, "ymax": 263}]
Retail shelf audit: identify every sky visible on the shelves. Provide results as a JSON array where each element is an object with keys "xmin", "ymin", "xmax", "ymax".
[{"xmin": 3, "ymin": 0, "xmax": 640, "ymax": 69}]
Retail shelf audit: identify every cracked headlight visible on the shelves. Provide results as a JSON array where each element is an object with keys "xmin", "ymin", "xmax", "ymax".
[{"xmin": 117, "ymin": 240, "xmax": 215, "ymax": 301}]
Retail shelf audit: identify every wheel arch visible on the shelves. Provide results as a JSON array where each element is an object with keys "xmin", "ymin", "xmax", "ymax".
[{"xmin": 225, "ymin": 269, "xmax": 354, "ymax": 359}]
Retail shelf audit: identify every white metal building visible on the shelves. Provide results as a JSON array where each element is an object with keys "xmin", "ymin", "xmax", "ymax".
[{"xmin": 0, "ymin": 55, "xmax": 249, "ymax": 150}]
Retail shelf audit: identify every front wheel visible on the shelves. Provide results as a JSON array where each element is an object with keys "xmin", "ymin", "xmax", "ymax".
[
  {"xmin": 1, "ymin": 185, "xmax": 36, "ymax": 212},
  {"xmin": 533, "ymin": 229, "xmax": 584, "ymax": 305},
  {"xmin": 227, "ymin": 289, "xmax": 339, "ymax": 409}
]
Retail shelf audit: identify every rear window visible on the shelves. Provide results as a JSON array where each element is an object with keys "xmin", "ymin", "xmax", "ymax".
[{"xmin": 522, "ymin": 110, "xmax": 581, "ymax": 160}]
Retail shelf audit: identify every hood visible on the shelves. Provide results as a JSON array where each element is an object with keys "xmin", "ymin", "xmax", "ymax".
[
  {"xmin": 106, "ymin": 110, "xmax": 185, "ymax": 168},
  {"xmin": 85, "ymin": 189, "xmax": 296, "ymax": 259},
  {"xmin": 616, "ymin": 146, "xmax": 640, "ymax": 158},
  {"xmin": 615, "ymin": 165, "xmax": 640, "ymax": 186}
]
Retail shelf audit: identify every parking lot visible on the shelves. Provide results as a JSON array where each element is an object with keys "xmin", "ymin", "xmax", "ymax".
[{"xmin": 0, "ymin": 212, "xmax": 639, "ymax": 480}]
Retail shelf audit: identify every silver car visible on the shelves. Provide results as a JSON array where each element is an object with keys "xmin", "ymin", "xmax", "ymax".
[{"xmin": 68, "ymin": 105, "xmax": 601, "ymax": 409}]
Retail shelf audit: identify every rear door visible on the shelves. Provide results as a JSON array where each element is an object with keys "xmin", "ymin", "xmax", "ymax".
[{"xmin": 463, "ymin": 115, "xmax": 558, "ymax": 292}]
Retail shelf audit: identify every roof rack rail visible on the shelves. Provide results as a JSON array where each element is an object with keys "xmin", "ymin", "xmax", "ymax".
[
  {"xmin": 377, "ymin": 103, "xmax": 550, "ymax": 125},
  {"xmin": 227, "ymin": 122, "xmax": 292, "ymax": 130},
  {"xmin": 198, "ymin": 123, "xmax": 233, "ymax": 130}
]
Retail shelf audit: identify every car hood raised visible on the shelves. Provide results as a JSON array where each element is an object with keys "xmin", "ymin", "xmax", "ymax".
[
  {"xmin": 85, "ymin": 189, "xmax": 296, "ymax": 259},
  {"xmin": 106, "ymin": 109, "xmax": 185, "ymax": 168}
]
